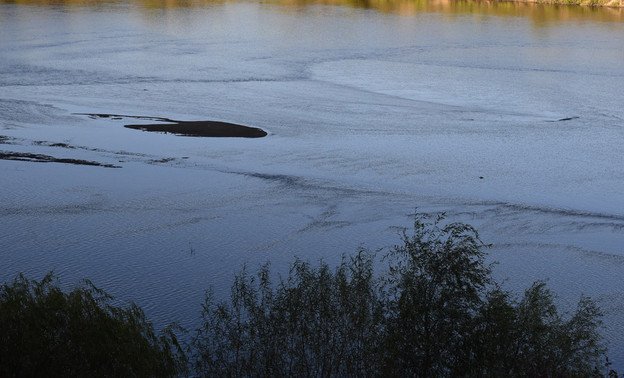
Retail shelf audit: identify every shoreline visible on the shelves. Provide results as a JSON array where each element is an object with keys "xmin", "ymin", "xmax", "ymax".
[{"xmin": 499, "ymin": 0, "xmax": 624, "ymax": 7}]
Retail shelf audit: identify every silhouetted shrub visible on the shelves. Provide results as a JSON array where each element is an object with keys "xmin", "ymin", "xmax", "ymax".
[
  {"xmin": 0, "ymin": 273, "xmax": 186, "ymax": 377},
  {"xmin": 192, "ymin": 213, "xmax": 609, "ymax": 377},
  {"xmin": 0, "ymin": 213, "xmax": 611, "ymax": 377}
]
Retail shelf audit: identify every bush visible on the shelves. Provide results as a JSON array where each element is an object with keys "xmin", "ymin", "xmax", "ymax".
[
  {"xmin": 192, "ymin": 251, "xmax": 384, "ymax": 377},
  {"xmin": 0, "ymin": 214, "xmax": 611, "ymax": 376},
  {"xmin": 193, "ymin": 213, "xmax": 610, "ymax": 377},
  {"xmin": 0, "ymin": 273, "xmax": 186, "ymax": 377}
]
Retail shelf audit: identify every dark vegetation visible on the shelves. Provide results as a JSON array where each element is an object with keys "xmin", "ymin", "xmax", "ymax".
[
  {"xmin": 0, "ymin": 274, "xmax": 185, "ymax": 377},
  {"xmin": 0, "ymin": 214, "xmax": 616, "ymax": 377},
  {"xmin": 193, "ymin": 214, "xmax": 610, "ymax": 377}
]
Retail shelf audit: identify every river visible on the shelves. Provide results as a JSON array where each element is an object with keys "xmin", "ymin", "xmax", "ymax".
[{"xmin": 1, "ymin": 0, "xmax": 623, "ymax": 367}]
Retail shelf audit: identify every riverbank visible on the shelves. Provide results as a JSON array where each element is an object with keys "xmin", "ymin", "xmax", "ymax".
[{"xmin": 502, "ymin": 0, "xmax": 623, "ymax": 7}]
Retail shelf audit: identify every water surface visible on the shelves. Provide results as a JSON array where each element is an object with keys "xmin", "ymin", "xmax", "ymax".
[{"xmin": 1, "ymin": 0, "xmax": 623, "ymax": 366}]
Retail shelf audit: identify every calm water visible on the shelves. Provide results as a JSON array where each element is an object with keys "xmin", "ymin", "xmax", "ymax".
[{"xmin": 1, "ymin": 0, "xmax": 623, "ymax": 365}]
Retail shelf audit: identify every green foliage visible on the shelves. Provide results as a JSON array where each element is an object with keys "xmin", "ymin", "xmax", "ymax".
[
  {"xmin": 381, "ymin": 214, "xmax": 493, "ymax": 376},
  {"xmin": 0, "ymin": 214, "xmax": 611, "ymax": 376},
  {"xmin": 193, "ymin": 213, "xmax": 610, "ymax": 377},
  {"xmin": 0, "ymin": 273, "xmax": 186, "ymax": 377},
  {"xmin": 193, "ymin": 251, "xmax": 383, "ymax": 377}
]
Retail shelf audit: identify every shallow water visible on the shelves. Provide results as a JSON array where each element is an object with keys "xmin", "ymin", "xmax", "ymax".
[{"xmin": 1, "ymin": 0, "xmax": 623, "ymax": 366}]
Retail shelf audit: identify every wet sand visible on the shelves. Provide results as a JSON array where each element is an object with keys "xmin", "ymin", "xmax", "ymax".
[{"xmin": 0, "ymin": 112, "xmax": 268, "ymax": 169}]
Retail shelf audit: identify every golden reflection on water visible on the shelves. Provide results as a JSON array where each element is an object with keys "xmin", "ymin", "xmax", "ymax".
[{"xmin": 1, "ymin": 0, "xmax": 623, "ymax": 22}]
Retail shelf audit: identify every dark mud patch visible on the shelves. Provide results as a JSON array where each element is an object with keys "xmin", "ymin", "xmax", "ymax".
[
  {"xmin": 33, "ymin": 140, "xmax": 76, "ymax": 149},
  {"xmin": 1, "ymin": 135, "xmax": 186, "ymax": 168},
  {"xmin": 0, "ymin": 151, "xmax": 121, "ymax": 168},
  {"xmin": 125, "ymin": 121, "xmax": 267, "ymax": 138},
  {"xmin": 75, "ymin": 113, "xmax": 268, "ymax": 138},
  {"xmin": 0, "ymin": 135, "xmax": 17, "ymax": 145},
  {"xmin": 147, "ymin": 157, "xmax": 177, "ymax": 164},
  {"xmin": 546, "ymin": 116, "xmax": 580, "ymax": 122},
  {"xmin": 79, "ymin": 113, "xmax": 173, "ymax": 122}
]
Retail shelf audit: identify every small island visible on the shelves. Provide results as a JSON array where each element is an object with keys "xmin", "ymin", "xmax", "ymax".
[
  {"xmin": 76, "ymin": 113, "xmax": 268, "ymax": 138},
  {"xmin": 124, "ymin": 120, "xmax": 268, "ymax": 138}
]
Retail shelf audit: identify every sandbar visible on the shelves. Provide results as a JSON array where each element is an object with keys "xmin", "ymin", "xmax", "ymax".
[
  {"xmin": 124, "ymin": 120, "xmax": 268, "ymax": 138},
  {"xmin": 75, "ymin": 113, "xmax": 268, "ymax": 138}
]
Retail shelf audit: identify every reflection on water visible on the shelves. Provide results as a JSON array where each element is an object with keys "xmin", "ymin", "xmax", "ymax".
[{"xmin": 2, "ymin": 0, "xmax": 623, "ymax": 23}]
